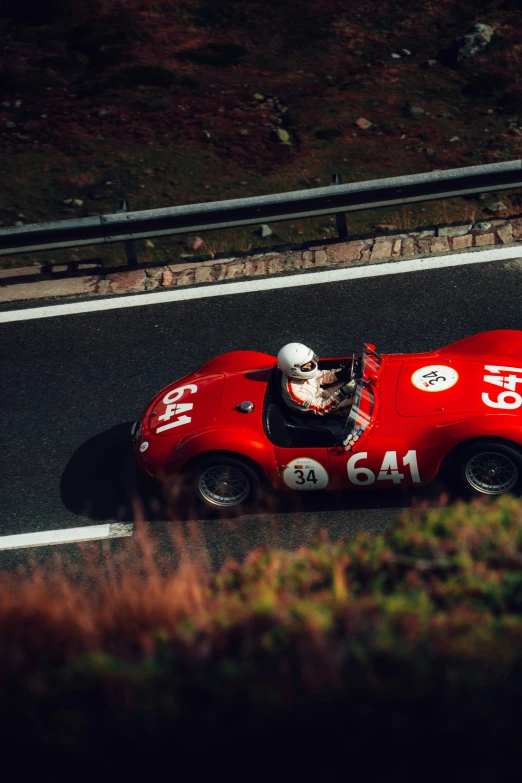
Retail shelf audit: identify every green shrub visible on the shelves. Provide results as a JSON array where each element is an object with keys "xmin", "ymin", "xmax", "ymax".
[{"xmin": 2, "ymin": 496, "xmax": 522, "ymax": 778}]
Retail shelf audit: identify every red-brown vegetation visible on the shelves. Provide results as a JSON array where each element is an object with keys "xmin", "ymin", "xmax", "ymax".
[{"xmin": 2, "ymin": 496, "xmax": 522, "ymax": 779}]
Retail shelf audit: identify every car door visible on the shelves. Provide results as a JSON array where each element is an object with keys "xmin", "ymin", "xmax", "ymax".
[
  {"xmin": 327, "ymin": 433, "xmax": 419, "ymax": 492},
  {"xmin": 274, "ymin": 443, "xmax": 332, "ymax": 491},
  {"xmin": 326, "ymin": 379, "xmax": 422, "ymax": 491}
]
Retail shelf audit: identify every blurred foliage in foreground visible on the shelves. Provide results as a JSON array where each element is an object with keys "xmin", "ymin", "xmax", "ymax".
[{"xmin": 3, "ymin": 496, "xmax": 522, "ymax": 780}]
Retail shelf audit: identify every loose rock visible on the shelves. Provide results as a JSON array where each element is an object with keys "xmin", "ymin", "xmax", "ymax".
[{"xmin": 456, "ymin": 23, "xmax": 494, "ymax": 65}]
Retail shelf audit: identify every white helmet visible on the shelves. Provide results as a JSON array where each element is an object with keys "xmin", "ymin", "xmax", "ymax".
[{"xmin": 277, "ymin": 343, "xmax": 319, "ymax": 379}]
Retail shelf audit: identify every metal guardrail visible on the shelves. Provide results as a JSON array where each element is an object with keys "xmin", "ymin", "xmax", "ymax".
[{"xmin": 1, "ymin": 160, "xmax": 521, "ymax": 266}]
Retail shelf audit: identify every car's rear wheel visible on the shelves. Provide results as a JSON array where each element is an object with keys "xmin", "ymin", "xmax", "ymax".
[{"xmin": 455, "ymin": 440, "xmax": 522, "ymax": 497}]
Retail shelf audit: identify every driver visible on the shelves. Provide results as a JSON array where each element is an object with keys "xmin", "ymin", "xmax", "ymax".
[{"xmin": 277, "ymin": 343, "xmax": 356, "ymax": 416}]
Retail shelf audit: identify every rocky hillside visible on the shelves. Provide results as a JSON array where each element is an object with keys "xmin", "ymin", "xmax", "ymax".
[{"xmin": 1, "ymin": 0, "xmax": 522, "ymax": 267}]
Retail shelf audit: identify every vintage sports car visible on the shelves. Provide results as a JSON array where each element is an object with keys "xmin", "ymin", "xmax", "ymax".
[{"xmin": 132, "ymin": 330, "xmax": 522, "ymax": 509}]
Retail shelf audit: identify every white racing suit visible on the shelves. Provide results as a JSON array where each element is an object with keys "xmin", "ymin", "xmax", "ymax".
[{"xmin": 281, "ymin": 368, "xmax": 355, "ymax": 416}]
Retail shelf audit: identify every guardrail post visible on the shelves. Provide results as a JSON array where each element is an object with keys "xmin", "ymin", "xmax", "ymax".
[
  {"xmin": 118, "ymin": 198, "xmax": 139, "ymax": 266},
  {"xmin": 332, "ymin": 173, "xmax": 348, "ymax": 240}
]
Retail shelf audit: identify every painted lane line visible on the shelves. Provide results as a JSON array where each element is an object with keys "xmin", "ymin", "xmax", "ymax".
[
  {"xmin": 0, "ymin": 523, "xmax": 133, "ymax": 551},
  {"xmin": 1, "ymin": 244, "xmax": 521, "ymax": 324}
]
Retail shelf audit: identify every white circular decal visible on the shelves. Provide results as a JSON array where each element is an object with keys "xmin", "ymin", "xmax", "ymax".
[
  {"xmin": 139, "ymin": 441, "xmax": 149, "ymax": 452},
  {"xmin": 411, "ymin": 365, "xmax": 459, "ymax": 392},
  {"xmin": 282, "ymin": 458, "xmax": 329, "ymax": 490}
]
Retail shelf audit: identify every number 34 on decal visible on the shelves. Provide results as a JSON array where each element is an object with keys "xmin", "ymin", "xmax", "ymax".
[
  {"xmin": 347, "ymin": 450, "xmax": 421, "ymax": 486},
  {"xmin": 482, "ymin": 365, "xmax": 522, "ymax": 410}
]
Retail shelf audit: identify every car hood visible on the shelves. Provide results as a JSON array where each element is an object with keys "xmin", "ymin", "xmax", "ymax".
[
  {"xmin": 148, "ymin": 373, "xmax": 225, "ymax": 435},
  {"xmin": 395, "ymin": 357, "xmax": 490, "ymax": 417},
  {"xmin": 144, "ymin": 351, "xmax": 276, "ymax": 439},
  {"xmin": 217, "ymin": 368, "xmax": 271, "ymax": 426}
]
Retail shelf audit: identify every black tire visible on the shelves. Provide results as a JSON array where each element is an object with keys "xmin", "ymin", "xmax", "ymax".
[
  {"xmin": 454, "ymin": 439, "xmax": 522, "ymax": 497},
  {"xmin": 169, "ymin": 455, "xmax": 264, "ymax": 515}
]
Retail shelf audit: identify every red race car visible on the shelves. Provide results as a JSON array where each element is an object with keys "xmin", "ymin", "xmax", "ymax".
[{"xmin": 132, "ymin": 330, "xmax": 522, "ymax": 510}]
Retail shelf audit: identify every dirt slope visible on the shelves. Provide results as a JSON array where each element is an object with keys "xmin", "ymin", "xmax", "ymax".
[{"xmin": 1, "ymin": 0, "xmax": 521, "ymax": 268}]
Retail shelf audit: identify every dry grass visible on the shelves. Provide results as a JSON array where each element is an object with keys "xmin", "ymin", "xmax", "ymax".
[
  {"xmin": 1, "ymin": 495, "xmax": 522, "ymax": 779},
  {"xmin": 386, "ymin": 200, "xmax": 478, "ymax": 232},
  {"xmin": 2, "ymin": 493, "xmax": 522, "ymax": 674},
  {"xmin": 190, "ymin": 231, "xmax": 255, "ymax": 259},
  {"xmin": 0, "ymin": 515, "xmax": 215, "ymax": 667}
]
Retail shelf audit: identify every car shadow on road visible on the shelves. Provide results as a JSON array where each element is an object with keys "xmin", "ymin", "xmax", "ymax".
[
  {"xmin": 60, "ymin": 423, "xmax": 164, "ymax": 523},
  {"xmin": 60, "ymin": 422, "xmax": 458, "ymax": 526}
]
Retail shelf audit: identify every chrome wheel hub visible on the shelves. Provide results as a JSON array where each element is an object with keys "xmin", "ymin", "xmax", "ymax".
[
  {"xmin": 465, "ymin": 451, "xmax": 518, "ymax": 495},
  {"xmin": 198, "ymin": 465, "xmax": 250, "ymax": 507}
]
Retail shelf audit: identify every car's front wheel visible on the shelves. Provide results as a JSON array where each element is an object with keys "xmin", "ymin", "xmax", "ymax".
[
  {"xmin": 197, "ymin": 457, "xmax": 260, "ymax": 508},
  {"xmin": 456, "ymin": 439, "xmax": 522, "ymax": 497},
  {"xmin": 169, "ymin": 455, "xmax": 264, "ymax": 515}
]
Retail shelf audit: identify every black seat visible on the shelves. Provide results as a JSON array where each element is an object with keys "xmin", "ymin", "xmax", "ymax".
[
  {"xmin": 287, "ymin": 422, "xmax": 336, "ymax": 447},
  {"xmin": 265, "ymin": 403, "xmax": 292, "ymax": 447}
]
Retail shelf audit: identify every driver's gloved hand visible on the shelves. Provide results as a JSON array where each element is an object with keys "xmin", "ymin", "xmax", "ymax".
[
  {"xmin": 339, "ymin": 379, "xmax": 356, "ymax": 398},
  {"xmin": 335, "ymin": 364, "xmax": 353, "ymax": 382}
]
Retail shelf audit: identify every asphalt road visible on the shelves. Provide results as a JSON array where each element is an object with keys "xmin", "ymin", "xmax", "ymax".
[{"xmin": 1, "ymin": 256, "xmax": 522, "ymax": 572}]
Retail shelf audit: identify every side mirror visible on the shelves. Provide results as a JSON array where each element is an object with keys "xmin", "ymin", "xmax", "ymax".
[{"xmin": 366, "ymin": 342, "xmax": 376, "ymax": 352}]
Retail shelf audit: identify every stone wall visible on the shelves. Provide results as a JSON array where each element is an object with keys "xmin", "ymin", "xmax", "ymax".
[{"xmin": 1, "ymin": 216, "xmax": 522, "ymax": 303}]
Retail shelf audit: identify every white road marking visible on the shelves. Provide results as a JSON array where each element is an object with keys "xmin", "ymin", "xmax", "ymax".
[
  {"xmin": 1, "ymin": 244, "xmax": 521, "ymax": 324},
  {"xmin": 0, "ymin": 523, "xmax": 133, "ymax": 551}
]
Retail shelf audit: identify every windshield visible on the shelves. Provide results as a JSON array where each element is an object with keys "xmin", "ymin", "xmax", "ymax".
[
  {"xmin": 361, "ymin": 342, "xmax": 382, "ymax": 381},
  {"xmin": 342, "ymin": 343, "xmax": 382, "ymax": 450}
]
